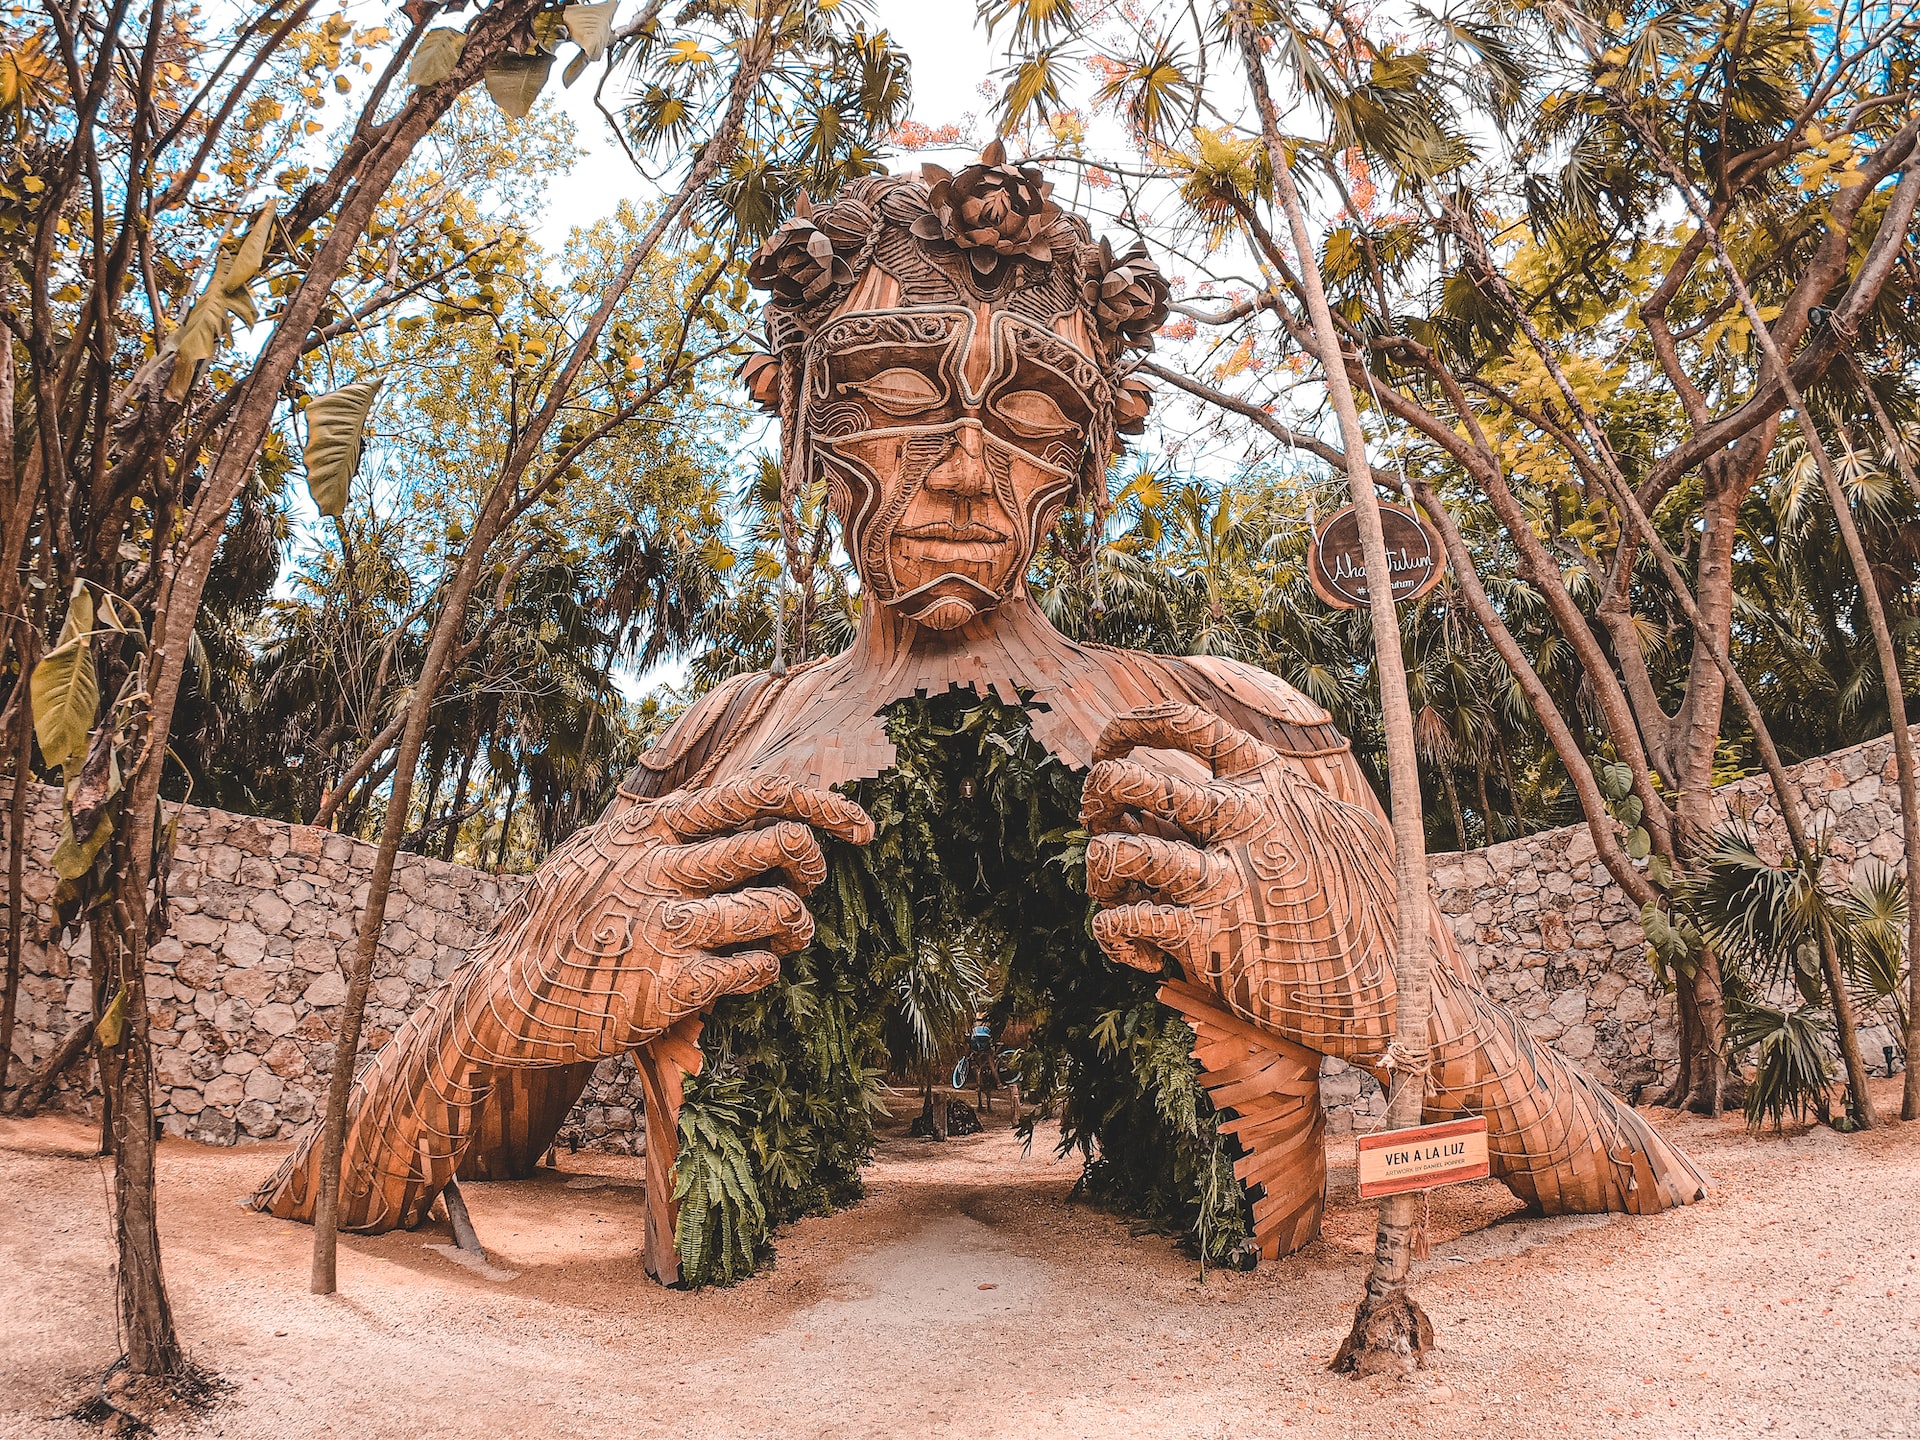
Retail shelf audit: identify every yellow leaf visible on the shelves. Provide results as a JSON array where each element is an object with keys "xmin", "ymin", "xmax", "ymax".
[
  {"xmin": 95, "ymin": 984, "xmax": 128, "ymax": 1049},
  {"xmin": 31, "ymin": 588, "xmax": 96, "ymax": 771},
  {"xmin": 667, "ymin": 38, "xmax": 713, "ymax": 65}
]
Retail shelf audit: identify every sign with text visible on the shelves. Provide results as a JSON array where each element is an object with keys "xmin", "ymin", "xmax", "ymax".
[
  {"xmin": 1309, "ymin": 503, "xmax": 1445, "ymax": 610},
  {"xmin": 1356, "ymin": 1116, "xmax": 1490, "ymax": 1199}
]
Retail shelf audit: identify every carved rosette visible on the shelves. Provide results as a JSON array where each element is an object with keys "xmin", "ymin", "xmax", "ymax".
[
  {"xmin": 1081, "ymin": 238, "xmax": 1172, "ymax": 356},
  {"xmin": 747, "ymin": 190, "xmax": 854, "ymax": 304},
  {"xmin": 910, "ymin": 138, "xmax": 1065, "ymax": 280}
]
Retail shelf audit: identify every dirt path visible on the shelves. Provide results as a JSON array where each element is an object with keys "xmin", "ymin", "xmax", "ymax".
[{"xmin": 3, "ymin": 1085, "xmax": 1916, "ymax": 1439}]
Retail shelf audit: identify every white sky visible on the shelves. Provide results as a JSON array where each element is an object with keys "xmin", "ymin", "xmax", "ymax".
[{"xmin": 539, "ymin": 3, "xmax": 997, "ymax": 244}]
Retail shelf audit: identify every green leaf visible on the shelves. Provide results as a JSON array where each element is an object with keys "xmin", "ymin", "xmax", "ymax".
[
  {"xmin": 53, "ymin": 806, "xmax": 112, "ymax": 880},
  {"xmin": 1601, "ymin": 761, "xmax": 1633, "ymax": 803},
  {"xmin": 96, "ymin": 983, "xmax": 129, "ymax": 1050},
  {"xmin": 1626, "ymin": 826, "xmax": 1651, "ymax": 861},
  {"xmin": 165, "ymin": 285, "xmax": 227, "ymax": 399},
  {"xmin": 31, "ymin": 589, "xmax": 97, "ymax": 770},
  {"xmin": 563, "ymin": 2, "xmax": 616, "ymax": 62},
  {"xmin": 302, "ymin": 379, "xmax": 384, "ymax": 517},
  {"xmin": 483, "ymin": 51, "xmax": 554, "ymax": 118},
  {"xmin": 1648, "ymin": 852, "xmax": 1672, "ymax": 892},
  {"xmin": 408, "ymin": 28, "xmax": 466, "ymax": 87}
]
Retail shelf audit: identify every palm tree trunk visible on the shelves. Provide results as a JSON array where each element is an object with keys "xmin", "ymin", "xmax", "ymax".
[
  {"xmin": 494, "ymin": 763, "xmax": 519, "ymax": 871},
  {"xmin": 1233, "ymin": 6, "xmax": 1437, "ymax": 1375}
]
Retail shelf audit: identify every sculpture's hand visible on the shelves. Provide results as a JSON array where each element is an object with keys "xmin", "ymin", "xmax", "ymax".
[
  {"xmin": 490, "ymin": 774, "xmax": 876, "ymax": 1059},
  {"xmin": 1079, "ymin": 702, "xmax": 1398, "ymax": 1059}
]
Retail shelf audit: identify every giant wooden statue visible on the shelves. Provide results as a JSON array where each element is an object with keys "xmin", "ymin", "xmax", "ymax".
[{"xmin": 256, "ymin": 146, "xmax": 1706, "ymax": 1280}]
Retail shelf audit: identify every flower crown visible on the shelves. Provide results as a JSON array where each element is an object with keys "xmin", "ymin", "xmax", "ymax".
[{"xmin": 739, "ymin": 141, "xmax": 1170, "ymax": 446}]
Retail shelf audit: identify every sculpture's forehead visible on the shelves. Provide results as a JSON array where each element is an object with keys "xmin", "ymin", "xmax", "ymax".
[{"xmin": 810, "ymin": 305, "xmax": 1106, "ymax": 408}]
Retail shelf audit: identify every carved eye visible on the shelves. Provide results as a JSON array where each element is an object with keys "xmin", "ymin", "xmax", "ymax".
[
  {"xmin": 849, "ymin": 367, "xmax": 943, "ymax": 415},
  {"xmin": 994, "ymin": 389, "xmax": 1075, "ymax": 437}
]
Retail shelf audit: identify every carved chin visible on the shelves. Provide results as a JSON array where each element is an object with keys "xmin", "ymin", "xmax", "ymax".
[{"xmin": 909, "ymin": 595, "xmax": 981, "ymax": 630}]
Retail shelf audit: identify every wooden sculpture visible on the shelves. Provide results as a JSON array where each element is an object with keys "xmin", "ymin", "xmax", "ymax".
[{"xmin": 255, "ymin": 144, "xmax": 1706, "ymax": 1281}]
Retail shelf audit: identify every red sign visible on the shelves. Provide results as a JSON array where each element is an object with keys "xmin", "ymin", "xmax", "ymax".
[
  {"xmin": 1356, "ymin": 1115, "xmax": 1490, "ymax": 1199},
  {"xmin": 1309, "ymin": 503, "xmax": 1445, "ymax": 610}
]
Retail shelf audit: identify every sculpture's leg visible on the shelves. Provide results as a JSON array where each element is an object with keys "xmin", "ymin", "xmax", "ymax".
[
  {"xmin": 1160, "ymin": 978, "xmax": 1326, "ymax": 1258},
  {"xmin": 1420, "ymin": 964, "xmax": 1710, "ymax": 1215}
]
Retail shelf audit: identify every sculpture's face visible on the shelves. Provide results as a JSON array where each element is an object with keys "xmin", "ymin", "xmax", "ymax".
[{"xmin": 811, "ymin": 305, "xmax": 1102, "ymax": 630}]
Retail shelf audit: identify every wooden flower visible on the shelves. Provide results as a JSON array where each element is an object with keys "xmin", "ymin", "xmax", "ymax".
[
  {"xmin": 1115, "ymin": 373, "xmax": 1154, "ymax": 435},
  {"xmin": 1084, "ymin": 239, "xmax": 1171, "ymax": 354},
  {"xmin": 911, "ymin": 139, "xmax": 1062, "ymax": 278},
  {"xmin": 738, "ymin": 351, "xmax": 782, "ymax": 413},
  {"xmin": 748, "ymin": 191, "xmax": 853, "ymax": 305}
]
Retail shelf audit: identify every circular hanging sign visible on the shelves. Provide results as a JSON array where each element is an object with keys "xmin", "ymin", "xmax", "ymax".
[{"xmin": 1308, "ymin": 502, "xmax": 1446, "ymax": 610}]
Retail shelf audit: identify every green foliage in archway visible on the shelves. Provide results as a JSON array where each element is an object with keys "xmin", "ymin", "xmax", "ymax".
[{"xmin": 673, "ymin": 691, "xmax": 1253, "ymax": 1286}]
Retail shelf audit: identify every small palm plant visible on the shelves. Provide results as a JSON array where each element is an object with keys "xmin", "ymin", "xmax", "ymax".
[
  {"xmin": 1680, "ymin": 824, "xmax": 1906, "ymax": 1129},
  {"xmin": 883, "ymin": 926, "xmax": 989, "ymax": 1137}
]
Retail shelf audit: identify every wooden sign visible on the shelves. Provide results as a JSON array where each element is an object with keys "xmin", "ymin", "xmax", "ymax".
[
  {"xmin": 1309, "ymin": 503, "xmax": 1445, "ymax": 610},
  {"xmin": 1356, "ymin": 1115, "xmax": 1490, "ymax": 1199}
]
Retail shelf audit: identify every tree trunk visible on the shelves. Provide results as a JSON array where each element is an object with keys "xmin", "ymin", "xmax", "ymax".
[
  {"xmin": 1817, "ymin": 925, "xmax": 1877, "ymax": 1128},
  {"xmin": 5, "ymin": 1016, "xmax": 91, "ymax": 1115},
  {"xmin": 1233, "ymin": 6, "xmax": 1437, "ymax": 1376},
  {"xmin": 0, "ymin": 703, "xmax": 33, "ymax": 1096},
  {"xmin": 1623, "ymin": 132, "xmax": 1916, "ymax": 1128},
  {"xmin": 442, "ymin": 737, "xmax": 477, "ymax": 863},
  {"xmin": 96, "ymin": 903, "xmax": 182, "ymax": 1374},
  {"xmin": 494, "ymin": 764, "xmax": 518, "ymax": 871},
  {"xmin": 303, "ymin": 39, "xmax": 774, "ymax": 1292}
]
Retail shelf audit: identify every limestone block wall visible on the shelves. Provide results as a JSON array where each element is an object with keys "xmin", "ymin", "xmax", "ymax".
[
  {"xmin": 4, "ymin": 724, "xmax": 1912, "ymax": 1145},
  {"xmin": 1320, "ymin": 725, "xmax": 1918, "ymax": 1131},
  {"xmin": 0, "ymin": 782, "xmax": 646, "ymax": 1150}
]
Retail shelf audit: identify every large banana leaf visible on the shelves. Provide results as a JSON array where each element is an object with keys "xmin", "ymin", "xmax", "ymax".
[
  {"xmin": 408, "ymin": 27, "xmax": 466, "ymax": 87},
  {"xmin": 563, "ymin": 2, "xmax": 616, "ymax": 62}
]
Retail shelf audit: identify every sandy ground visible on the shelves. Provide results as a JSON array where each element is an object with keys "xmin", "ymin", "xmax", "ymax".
[{"xmin": 3, "ymin": 1083, "xmax": 1917, "ymax": 1440}]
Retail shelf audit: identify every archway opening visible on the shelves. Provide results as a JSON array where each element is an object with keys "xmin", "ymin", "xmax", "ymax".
[{"xmin": 672, "ymin": 689, "xmax": 1253, "ymax": 1286}]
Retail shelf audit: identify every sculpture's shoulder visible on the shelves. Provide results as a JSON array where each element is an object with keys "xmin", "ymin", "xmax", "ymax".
[
  {"xmin": 621, "ymin": 669, "xmax": 786, "ymax": 800},
  {"xmin": 1091, "ymin": 647, "xmax": 1350, "ymax": 760}
]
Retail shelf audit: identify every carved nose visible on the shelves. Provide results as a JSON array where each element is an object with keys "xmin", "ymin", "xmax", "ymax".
[{"xmin": 924, "ymin": 422, "xmax": 989, "ymax": 496}]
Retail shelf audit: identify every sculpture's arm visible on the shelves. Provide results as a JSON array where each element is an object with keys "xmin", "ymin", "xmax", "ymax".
[
  {"xmin": 254, "ymin": 775, "xmax": 874, "ymax": 1232},
  {"xmin": 1081, "ymin": 703, "xmax": 1709, "ymax": 1217}
]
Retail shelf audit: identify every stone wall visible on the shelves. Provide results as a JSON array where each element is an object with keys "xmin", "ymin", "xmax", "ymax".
[
  {"xmin": 5, "ymin": 725, "xmax": 1912, "ymax": 1144},
  {"xmin": 1315, "ymin": 726, "xmax": 1917, "ymax": 1132},
  {"xmin": 0, "ymin": 782, "xmax": 646, "ymax": 1151}
]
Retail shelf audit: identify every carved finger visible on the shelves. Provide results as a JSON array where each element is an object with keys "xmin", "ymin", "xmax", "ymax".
[
  {"xmin": 666, "ymin": 822, "xmax": 828, "ymax": 895},
  {"xmin": 673, "ymin": 886, "xmax": 815, "ymax": 956},
  {"xmin": 665, "ymin": 949, "xmax": 782, "ymax": 1016},
  {"xmin": 1081, "ymin": 757, "xmax": 1263, "ymax": 844},
  {"xmin": 1085, "ymin": 833, "xmax": 1215, "ymax": 904},
  {"xmin": 1092, "ymin": 701, "xmax": 1279, "ymax": 778},
  {"xmin": 1090, "ymin": 902, "xmax": 1197, "ymax": 973},
  {"xmin": 656, "ymin": 774, "xmax": 875, "ymax": 846}
]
